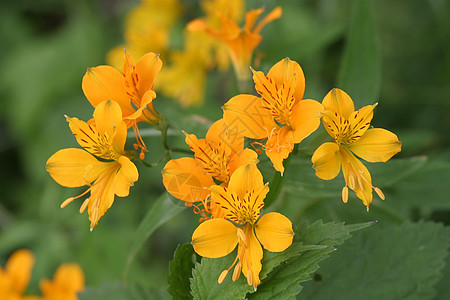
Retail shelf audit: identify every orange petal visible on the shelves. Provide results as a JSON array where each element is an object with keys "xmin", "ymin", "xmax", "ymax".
[
  {"xmin": 253, "ymin": 6, "xmax": 283, "ymax": 34},
  {"xmin": 290, "ymin": 99, "xmax": 324, "ymax": 144},
  {"xmin": 311, "ymin": 142, "xmax": 341, "ymax": 180},
  {"xmin": 264, "ymin": 126, "xmax": 294, "ymax": 174},
  {"xmin": 125, "ymin": 89, "xmax": 156, "ymax": 120},
  {"xmin": 240, "ymin": 224, "xmax": 263, "ymax": 288},
  {"xmin": 229, "ymin": 148, "xmax": 259, "ymax": 175},
  {"xmin": 40, "ymin": 263, "xmax": 84, "ymax": 298},
  {"xmin": 113, "ymin": 156, "xmax": 139, "ymax": 197},
  {"xmin": 162, "ymin": 158, "xmax": 215, "ymax": 203},
  {"xmin": 322, "ymin": 88, "xmax": 355, "ymax": 119},
  {"xmin": 46, "ymin": 148, "xmax": 107, "ymax": 187},
  {"xmin": 243, "ymin": 8, "xmax": 264, "ymax": 32},
  {"xmin": 206, "ymin": 119, "xmax": 244, "ymax": 156},
  {"xmin": 135, "ymin": 52, "xmax": 162, "ymax": 97},
  {"xmin": 255, "ymin": 212, "xmax": 294, "ymax": 252},
  {"xmin": 93, "ymin": 100, "xmax": 128, "ymax": 152},
  {"xmin": 349, "ymin": 128, "xmax": 401, "ymax": 163},
  {"xmin": 267, "ymin": 57, "xmax": 305, "ymax": 102},
  {"xmin": 5, "ymin": 249, "xmax": 35, "ymax": 294},
  {"xmin": 223, "ymin": 94, "xmax": 278, "ymax": 139},
  {"xmin": 192, "ymin": 218, "xmax": 238, "ymax": 258}
]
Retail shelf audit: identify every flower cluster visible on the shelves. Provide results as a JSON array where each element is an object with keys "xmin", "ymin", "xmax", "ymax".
[{"xmin": 0, "ymin": 249, "xmax": 84, "ymax": 300}]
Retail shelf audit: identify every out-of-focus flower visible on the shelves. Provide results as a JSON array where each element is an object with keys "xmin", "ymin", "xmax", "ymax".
[
  {"xmin": 0, "ymin": 249, "xmax": 39, "ymax": 300},
  {"xmin": 188, "ymin": 6, "xmax": 282, "ymax": 81},
  {"xmin": 191, "ymin": 163, "xmax": 294, "ymax": 289},
  {"xmin": 82, "ymin": 51, "xmax": 162, "ymax": 158},
  {"xmin": 311, "ymin": 88, "xmax": 402, "ymax": 209},
  {"xmin": 46, "ymin": 100, "xmax": 139, "ymax": 230},
  {"xmin": 162, "ymin": 119, "xmax": 257, "ymax": 221},
  {"xmin": 223, "ymin": 58, "xmax": 324, "ymax": 174},
  {"xmin": 106, "ymin": 0, "xmax": 180, "ymax": 69},
  {"xmin": 40, "ymin": 264, "xmax": 84, "ymax": 300}
]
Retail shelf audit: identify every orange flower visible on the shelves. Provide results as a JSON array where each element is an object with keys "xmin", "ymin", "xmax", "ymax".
[
  {"xmin": 46, "ymin": 100, "xmax": 139, "ymax": 230},
  {"xmin": 223, "ymin": 58, "xmax": 324, "ymax": 174},
  {"xmin": 162, "ymin": 119, "xmax": 258, "ymax": 221},
  {"xmin": 188, "ymin": 6, "xmax": 282, "ymax": 81},
  {"xmin": 40, "ymin": 264, "xmax": 84, "ymax": 300},
  {"xmin": 82, "ymin": 51, "xmax": 162, "ymax": 158},
  {"xmin": 0, "ymin": 249, "xmax": 38, "ymax": 300},
  {"xmin": 191, "ymin": 163, "xmax": 294, "ymax": 289},
  {"xmin": 311, "ymin": 88, "xmax": 401, "ymax": 209}
]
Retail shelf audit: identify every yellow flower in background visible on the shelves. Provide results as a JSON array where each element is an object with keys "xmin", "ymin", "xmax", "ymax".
[
  {"xmin": 40, "ymin": 264, "xmax": 84, "ymax": 300},
  {"xmin": 223, "ymin": 58, "xmax": 324, "ymax": 174},
  {"xmin": 82, "ymin": 51, "xmax": 162, "ymax": 158},
  {"xmin": 162, "ymin": 119, "xmax": 258, "ymax": 221},
  {"xmin": 191, "ymin": 163, "xmax": 294, "ymax": 289},
  {"xmin": 106, "ymin": 0, "xmax": 180, "ymax": 69},
  {"xmin": 188, "ymin": 6, "xmax": 282, "ymax": 81},
  {"xmin": 46, "ymin": 100, "xmax": 139, "ymax": 230},
  {"xmin": 311, "ymin": 88, "xmax": 402, "ymax": 209},
  {"xmin": 0, "ymin": 249, "xmax": 37, "ymax": 300}
]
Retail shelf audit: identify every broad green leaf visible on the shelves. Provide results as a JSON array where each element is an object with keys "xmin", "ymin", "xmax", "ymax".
[
  {"xmin": 123, "ymin": 193, "xmax": 185, "ymax": 277},
  {"xmin": 168, "ymin": 243, "xmax": 198, "ymax": 300},
  {"xmin": 298, "ymin": 222, "xmax": 450, "ymax": 300},
  {"xmin": 78, "ymin": 282, "xmax": 169, "ymax": 300},
  {"xmin": 190, "ymin": 251, "xmax": 254, "ymax": 300},
  {"xmin": 247, "ymin": 221, "xmax": 373, "ymax": 299},
  {"xmin": 337, "ymin": 0, "xmax": 381, "ymax": 107}
]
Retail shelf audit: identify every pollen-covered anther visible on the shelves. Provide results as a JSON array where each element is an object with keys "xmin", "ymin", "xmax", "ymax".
[
  {"xmin": 218, "ymin": 270, "xmax": 229, "ymax": 284},
  {"xmin": 342, "ymin": 186, "xmax": 349, "ymax": 203},
  {"xmin": 237, "ymin": 228, "xmax": 247, "ymax": 247},
  {"xmin": 232, "ymin": 262, "xmax": 242, "ymax": 281},
  {"xmin": 374, "ymin": 186, "xmax": 385, "ymax": 200}
]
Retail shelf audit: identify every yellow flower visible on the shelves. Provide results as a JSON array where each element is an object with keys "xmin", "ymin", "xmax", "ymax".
[
  {"xmin": 223, "ymin": 58, "xmax": 324, "ymax": 174},
  {"xmin": 311, "ymin": 88, "xmax": 402, "ymax": 209},
  {"xmin": 188, "ymin": 6, "xmax": 282, "ymax": 81},
  {"xmin": 40, "ymin": 264, "xmax": 84, "ymax": 300},
  {"xmin": 82, "ymin": 50, "xmax": 162, "ymax": 158},
  {"xmin": 106, "ymin": 0, "xmax": 180, "ymax": 69},
  {"xmin": 0, "ymin": 249, "xmax": 38, "ymax": 300},
  {"xmin": 162, "ymin": 119, "xmax": 258, "ymax": 221},
  {"xmin": 46, "ymin": 100, "xmax": 139, "ymax": 230},
  {"xmin": 191, "ymin": 163, "xmax": 294, "ymax": 289}
]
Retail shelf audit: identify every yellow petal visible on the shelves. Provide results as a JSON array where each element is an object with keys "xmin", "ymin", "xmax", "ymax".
[
  {"xmin": 290, "ymin": 99, "xmax": 324, "ymax": 144},
  {"xmin": 192, "ymin": 219, "xmax": 238, "ymax": 258},
  {"xmin": 228, "ymin": 163, "xmax": 264, "ymax": 200},
  {"xmin": 322, "ymin": 88, "xmax": 355, "ymax": 119},
  {"xmin": 206, "ymin": 119, "xmax": 244, "ymax": 156},
  {"xmin": 46, "ymin": 148, "xmax": 107, "ymax": 187},
  {"xmin": 93, "ymin": 100, "xmax": 128, "ymax": 152},
  {"xmin": 349, "ymin": 128, "xmax": 402, "ymax": 162},
  {"xmin": 40, "ymin": 263, "xmax": 84, "ymax": 299},
  {"xmin": 267, "ymin": 57, "xmax": 305, "ymax": 102},
  {"xmin": 113, "ymin": 156, "xmax": 139, "ymax": 197},
  {"xmin": 162, "ymin": 158, "xmax": 215, "ymax": 203},
  {"xmin": 5, "ymin": 249, "xmax": 35, "ymax": 294},
  {"xmin": 346, "ymin": 103, "xmax": 377, "ymax": 143},
  {"xmin": 240, "ymin": 224, "xmax": 263, "ymax": 288},
  {"xmin": 255, "ymin": 212, "xmax": 294, "ymax": 252},
  {"xmin": 229, "ymin": 148, "xmax": 259, "ymax": 176},
  {"xmin": 135, "ymin": 52, "xmax": 162, "ymax": 97},
  {"xmin": 223, "ymin": 94, "xmax": 277, "ymax": 139},
  {"xmin": 311, "ymin": 142, "xmax": 341, "ymax": 180}
]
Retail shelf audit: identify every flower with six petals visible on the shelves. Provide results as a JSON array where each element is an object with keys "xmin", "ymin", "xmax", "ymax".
[{"xmin": 311, "ymin": 88, "xmax": 402, "ymax": 209}]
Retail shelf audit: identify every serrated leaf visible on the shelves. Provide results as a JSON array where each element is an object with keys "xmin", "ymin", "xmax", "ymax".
[
  {"xmin": 124, "ymin": 193, "xmax": 185, "ymax": 277},
  {"xmin": 337, "ymin": 0, "xmax": 381, "ymax": 107},
  {"xmin": 190, "ymin": 252, "xmax": 254, "ymax": 300},
  {"xmin": 298, "ymin": 222, "xmax": 450, "ymax": 300},
  {"xmin": 247, "ymin": 221, "xmax": 373, "ymax": 300},
  {"xmin": 168, "ymin": 244, "xmax": 198, "ymax": 300}
]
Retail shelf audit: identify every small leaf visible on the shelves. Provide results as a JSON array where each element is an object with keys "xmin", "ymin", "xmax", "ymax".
[
  {"xmin": 168, "ymin": 243, "xmax": 198, "ymax": 300},
  {"xmin": 123, "ymin": 193, "xmax": 185, "ymax": 277}
]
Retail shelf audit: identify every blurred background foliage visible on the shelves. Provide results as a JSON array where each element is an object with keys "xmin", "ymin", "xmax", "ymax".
[{"xmin": 0, "ymin": 0, "xmax": 449, "ymax": 298}]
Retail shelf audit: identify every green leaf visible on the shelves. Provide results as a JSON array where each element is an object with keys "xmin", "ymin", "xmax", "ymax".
[
  {"xmin": 298, "ymin": 222, "xmax": 450, "ymax": 300},
  {"xmin": 247, "ymin": 221, "xmax": 374, "ymax": 300},
  {"xmin": 168, "ymin": 244, "xmax": 198, "ymax": 299},
  {"xmin": 78, "ymin": 282, "xmax": 169, "ymax": 300},
  {"xmin": 337, "ymin": 0, "xmax": 381, "ymax": 106},
  {"xmin": 123, "ymin": 193, "xmax": 185, "ymax": 277},
  {"xmin": 190, "ymin": 251, "xmax": 254, "ymax": 300}
]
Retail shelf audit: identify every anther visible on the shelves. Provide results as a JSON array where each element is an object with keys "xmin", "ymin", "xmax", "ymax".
[{"xmin": 218, "ymin": 270, "xmax": 228, "ymax": 284}]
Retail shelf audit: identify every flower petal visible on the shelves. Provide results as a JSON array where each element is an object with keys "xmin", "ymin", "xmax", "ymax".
[
  {"xmin": 240, "ymin": 224, "xmax": 263, "ymax": 288},
  {"xmin": 311, "ymin": 142, "xmax": 341, "ymax": 180},
  {"xmin": 192, "ymin": 219, "xmax": 238, "ymax": 258},
  {"xmin": 113, "ymin": 156, "xmax": 139, "ymax": 197},
  {"xmin": 206, "ymin": 119, "xmax": 244, "ymax": 156},
  {"xmin": 255, "ymin": 212, "xmax": 294, "ymax": 252},
  {"xmin": 349, "ymin": 128, "xmax": 402, "ymax": 162},
  {"xmin": 223, "ymin": 94, "xmax": 277, "ymax": 139},
  {"xmin": 264, "ymin": 126, "xmax": 294, "ymax": 174},
  {"xmin": 135, "ymin": 52, "xmax": 162, "ymax": 97},
  {"xmin": 228, "ymin": 163, "xmax": 264, "ymax": 199},
  {"xmin": 322, "ymin": 88, "xmax": 355, "ymax": 119},
  {"xmin": 5, "ymin": 249, "xmax": 35, "ymax": 294},
  {"xmin": 46, "ymin": 149, "xmax": 107, "ymax": 187},
  {"xmin": 40, "ymin": 263, "xmax": 84, "ymax": 299},
  {"xmin": 229, "ymin": 148, "xmax": 259, "ymax": 176},
  {"xmin": 93, "ymin": 100, "xmax": 128, "ymax": 152},
  {"xmin": 290, "ymin": 99, "xmax": 324, "ymax": 144},
  {"xmin": 267, "ymin": 57, "xmax": 305, "ymax": 102},
  {"xmin": 162, "ymin": 157, "xmax": 214, "ymax": 203}
]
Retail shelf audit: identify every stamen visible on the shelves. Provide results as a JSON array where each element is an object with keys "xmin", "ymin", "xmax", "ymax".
[
  {"xmin": 218, "ymin": 270, "xmax": 228, "ymax": 284},
  {"xmin": 61, "ymin": 187, "xmax": 91, "ymax": 208},
  {"xmin": 237, "ymin": 228, "xmax": 247, "ymax": 247},
  {"xmin": 374, "ymin": 187, "xmax": 385, "ymax": 200},
  {"xmin": 79, "ymin": 197, "xmax": 90, "ymax": 213},
  {"xmin": 232, "ymin": 262, "xmax": 242, "ymax": 281},
  {"xmin": 246, "ymin": 270, "xmax": 253, "ymax": 287},
  {"xmin": 342, "ymin": 186, "xmax": 349, "ymax": 203}
]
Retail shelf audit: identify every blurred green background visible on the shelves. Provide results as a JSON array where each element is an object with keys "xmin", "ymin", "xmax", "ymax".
[{"xmin": 1, "ymin": 0, "xmax": 449, "ymax": 298}]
